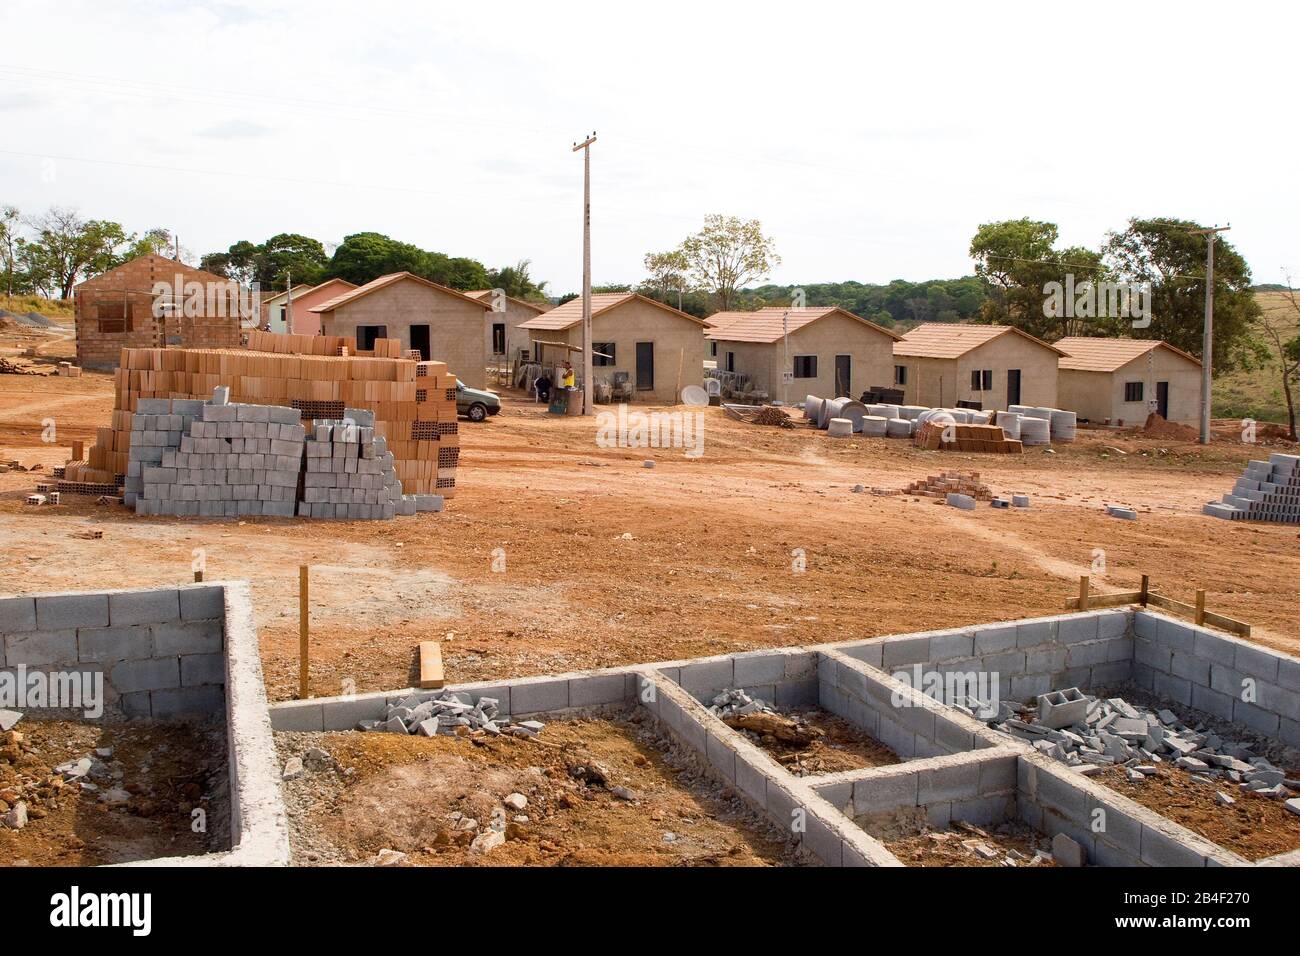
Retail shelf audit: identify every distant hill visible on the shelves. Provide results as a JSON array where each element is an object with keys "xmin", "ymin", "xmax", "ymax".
[{"xmin": 1213, "ymin": 291, "xmax": 1299, "ymax": 426}]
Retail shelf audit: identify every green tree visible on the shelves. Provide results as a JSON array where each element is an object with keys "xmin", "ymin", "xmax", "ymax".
[
  {"xmin": 678, "ymin": 214, "xmax": 779, "ymax": 311},
  {"xmin": 1257, "ymin": 277, "xmax": 1300, "ymax": 440},
  {"xmin": 22, "ymin": 208, "xmax": 131, "ymax": 299},
  {"xmin": 323, "ymin": 232, "xmax": 429, "ymax": 285},
  {"xmin": 1104, "ymin": 218, "xmax": 1260, "ymax": 371},
  {"xmin": 487, "ymin": 259, "xmax": 548, "ymax": 302},
  {"xmin": 0, "ymin": 205, "xmax": 20, "ymax": 299},
  {"xmin": 258, "ymin": 233, "xmax": 329, "ymax": 287},
  {"xmin": 642, "ymin": 249, "xmax": 691, "ymax": 308}
]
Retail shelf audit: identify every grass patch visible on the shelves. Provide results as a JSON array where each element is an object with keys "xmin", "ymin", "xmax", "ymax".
[{"xmin": 0, "ymin": 294, "xmax": 73, "ymax": 318}]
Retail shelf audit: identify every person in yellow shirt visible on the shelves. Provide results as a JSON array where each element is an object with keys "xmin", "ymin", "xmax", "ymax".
[{"xmin": 561, "ymin": 362, "xmax": 576, "ymax": 389}]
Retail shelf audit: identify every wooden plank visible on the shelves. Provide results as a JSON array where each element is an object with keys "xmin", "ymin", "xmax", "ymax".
[
  {"xmin": 1064, "ymin": 591, "xmax": 1143, "ymax": 610},
  {"xmin": 1146, "ymin": 592, "xmax": 1251, "ymax": 638},
  {"xmin": 1195, "ymin": 589, "xmax": 1207, "ymax": 627},
  {"xmin": 418, "ymin": 640, "xmax": 445, "ymax": 689},
  {"xmin": 1078, "ymin": 575, "xmax": 1090, "ymax": 611}
]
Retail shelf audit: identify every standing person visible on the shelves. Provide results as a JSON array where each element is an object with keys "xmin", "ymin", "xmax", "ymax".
[{"xmin": 562, "ymin": 361, "xmax": 576, "ymax": 389}]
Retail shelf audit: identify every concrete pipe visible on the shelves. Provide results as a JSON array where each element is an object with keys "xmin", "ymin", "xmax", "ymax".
[
  {"xmin": 805, "ymin": 395, "xmax": 824, "ymax": 423},
  {"xmin": 826, "ymin": 417, "xmax": 855, "ymax": 438},
  {"xmin": 1050, "ymin": 409, "xmax": 1077, "ymax": 443},
  {"xmin": 860, "ymin": 414, "xmax": 888, "ymax": 437},
  {"xmin": 835, "ymin": 400, "xmax": 869, "ymax": 432},
  {"xmin": 820, "ymin": 397, "xmax": 847, "ymax": 429},
  {"xmin": 898, "ymin": 405, "xmax": 928, "ymax": 421},
  {"xmin": 995, "ymin": 411, "xmax": 1022, "ymax": 440},
  {"xmin": 1019, "ymin": 416, "xmax": 1051, "ymax": 446},
  {"xmin": 885, "ymin": 417, "xmax": 913, "ymax": 438}
]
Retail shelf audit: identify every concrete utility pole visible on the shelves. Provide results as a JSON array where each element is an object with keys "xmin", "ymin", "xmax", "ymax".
[
  {"xmin": 285, "ymin": 268, "xmax": 292, "ymax": 334},
  {"xmin": 1190, "ymin": 224, "xmax": 1230, "ymax": 445},
  {"xmin": 782, "ymin": 309, "xmax": 790, "ymax": 405},
  {"xmin": 573, "ymin": 132, "xmax": 596, "ymax": 414}
]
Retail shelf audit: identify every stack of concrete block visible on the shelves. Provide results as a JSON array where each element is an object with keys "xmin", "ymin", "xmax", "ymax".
[
  {"xmin": 136, "ymin": 396, "xmax": 306, "ymax": 517},
  {"xmin": 300, "ymin": 408, "xmax": 425, "ymax": 519},
  {"xmin": 1204, "ymin": 453, "xmax": 1300, "ymax": 523},
  {"xmin": 123, "ymin": 398, "xmax": 207, "ymax": 508}
]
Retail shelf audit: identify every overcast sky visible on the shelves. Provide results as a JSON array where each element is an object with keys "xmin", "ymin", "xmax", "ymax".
[{"xmin": 2, "ymin": 0, "xmax": 1296, "ymax": 294}]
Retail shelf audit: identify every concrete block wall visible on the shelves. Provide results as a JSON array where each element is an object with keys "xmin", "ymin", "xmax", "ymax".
[
  {"xmin": 833, "ymin": 609, "xmax": 1133, "ymax": 703},
  {"xmin": 814, "ymin": 749, "xmax": 1021, "ymax": 832},
  {"xmin": 5, "ymin": 582, "xmax": 289, "ymax": 867},
  {"xmin": 1133, "ymin": 610, "xmax": 1300, "ymax": 747},
  {"xmin": 0, "ymin": 584, "xmax": 227, "ymax": 718},
  {"xmin": 267, "ymin": 607, "xmax": 1298, "ymax": 867}
]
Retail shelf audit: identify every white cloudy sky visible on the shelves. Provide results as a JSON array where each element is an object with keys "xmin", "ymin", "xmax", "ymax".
[{"xmin": 1, "ymin": 0, "xmax": 1296, "ymax": 294}]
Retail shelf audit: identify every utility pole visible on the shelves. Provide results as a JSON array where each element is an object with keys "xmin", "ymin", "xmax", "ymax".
[
  {"xmin": 1190, "ymin": 224, "xmax": 1230, "ymax": 445},
  {"xmin": 573, "ymin": 132, "xmax": 596, "ymax": 414},
  {"xmin": 782, "ymin": 309, "xmax": 790, "ymax": 405},
  {"xmin": 284, "ymin": 267, "xmax": 292, "ymax": 334}
]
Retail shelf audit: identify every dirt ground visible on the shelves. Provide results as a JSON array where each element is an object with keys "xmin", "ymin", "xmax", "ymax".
[
  {"xmin": 857, "ymin": 806, "xmax": 1056, "ymax": 866},
  {"xmin": 276, "ymin": 708, "xmax": 804, "ymax": 866},
  {"xmin": 1097, "ymin": 764, "xmax": 1300, "ymax": 862},
  {"xmin": 0, "ymin": 716, "xmax": 227, "ymax": 866},
  {"xmin": 740, "ymin": 706, "xmax": 900, "ymax": 776},
  {"xmin": 1, "ymin": 369, "xmax": 1299, "ymax": 705}
]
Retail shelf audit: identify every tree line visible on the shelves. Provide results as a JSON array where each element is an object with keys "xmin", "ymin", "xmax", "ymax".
[{"xmin": 0, "ymin": 204, "xmax": 549, "ymax": 304}]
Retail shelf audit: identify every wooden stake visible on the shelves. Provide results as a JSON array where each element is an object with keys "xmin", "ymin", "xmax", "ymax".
[
  {"xmin": 299, "ymin": 565, "xmax": 310, "ymax": 699},
  {"xmin": 1139, "ymin": 574, "xmax": 1150, "ymax": 605},
  {"xmin": 1195, "ymin": 589, "xmax": 1206, "ymax": 627},
  {"xmin": 193, "ymin": 570, "xmax": 203, "ymax": 583},
  {"xmin": 1078, "ymin": 575, "xmax": 1090, "ymax": 611}
]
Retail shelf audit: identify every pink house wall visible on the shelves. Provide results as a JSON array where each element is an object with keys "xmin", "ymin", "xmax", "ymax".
[{"xmin": 287, "ymin": 279, "xmax": 359, "ymax": 335}]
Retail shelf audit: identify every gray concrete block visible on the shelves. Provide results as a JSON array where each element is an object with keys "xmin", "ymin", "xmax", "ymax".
[
  {"xmin": 318, "ymin": 692, "xmax": 392, "ymax": 729},
  {"xmin": 802, "ymin": 810, "xmax": 843, "ymax": 866},
  {"xmin": 268, "ymin": 699, "xmax": 325, "ymax": 732},
  {"xmin": 179, "ymin": 585, "xmax": 225, "ymax": 621},
  {"xmin": 1170, "ymin": 651, "xmax": 1211, "ymax": 685},
  {"xmin": 732, "ymin": 651, "xmax": 789, "ymax": 688},
  {"xmin": 705, "ymin": 729, "xmax": 736, "ymax": 781},
  {"xmin": 1277, "ymin": 657, "xmax": 1300, "ymax": 693},
  {"xmin": 1026, "ymin": 646, "xmax": 1067, "ymax": 673},
  {"xmin": 765, "ymin": 780, "xmax": 802, "ymax": 840},
  {"xmin": 119, "ymin": 691, "xmax": 152, "ymax": 717},
  {"xmin": 934, "ymin": 714, "xmax": 977, "ymax": 753},
  {"xmin": 4, "ymin": 629, "xmax": 77, "ymax": 666},
  {"xmin": 951, "ymin": 794, "xmax": 1014, "ymax": 827},
  {"xmin": 974, "ymin": 625, "xmax": 1017, "ymax": 654},
  {"xmin": 1151, "ymin": 670, "xmax": 1192, "ymax": 706},
  {"xmin": 181, "ymin": 653, "xmax": 225, "ymax": 687},
  {"xmin": 1192, "ymin": 631, "xmax": 1236, "ymax": 667},
  {"xmin": 782, "ymin": 651, "xmax": 818, "ymax": 680},
  {"xmin": 111, "ymin": 657, "xmax": 180, "ymax": 693},
  {"xmin": 1190, "ymin": 683, "xmax": 1234, "ymax": 721},
  {"xmin": 508, "ymin": 677, "xmax": 569, "ymax": 715},
  {"xmin": 1015, "ymin": 620, "xmax": 1057, "ymax": 649},
  {"xmin": 840, "ymin": 641, "xmax": 883, "ymax": 669},
  {"xmin": 152, "ymin": 685, "xmax": 224, "ymax": 716},
  {"xmin": 1066, "ymin": 640, "xmax": 1111, "ymax": 667},
  {"xmin": 152, "ymin": 619, "xmax": 223, "ymax": 656},
  {"xmin": 1095, "ymin": 610, "xmax": 1130, "ymax": 640},
  {"xmin": 816, "ymin": 654, "xmax": 837, "ymax": 686},
  {"xmin": 77, "ymin": 625, "xmax": 153, "ymax": 663},
  {"xmin": 773, "ymin": 676, "xmax": 818, "ymax": 707},
  {"xmin": 1155, "ymin": 617, "xmax": 1195, "ymax": 654},
  {"xmin": 677, "ymin": 657, "xmax": 733, "ymax": 702},
  {"xmin": 978, "ymin": 755, "xmax": 1018, "ymax": 794},
  {"xmin": 1209, "ymin": 664, "xmax": 1246, "ymax": 697},
  {"xmin": 108, "ymin": 588, "xmax": 180, "ymax": 626},
  {"xmin": 1035, "ymin": 765, "xmax": 1089, "ymax": 819},
  {"xmin": 1088, "ymin": 795, "xmax": 1143, "ymax": 850},
  {"xmin": 919, "ymin": 761, "xmax": 980, "ymax": 804},
  {"xmin": 1134, "ymin": 637, "xmax": 1172, "ymax": 672},
  {"xmin": 1234, "ymin": 643, "xmax": 1281, "ymax": 683},
  {"xmin": 1011, "ymin": 673, "xmax": 1052, "ymax": 701},
  {"xmin": 1258, "ymin": 681, "xmax": 1300, "ymax": 723},
  {"xmin": 734, "ymin": 751, "xmax": 770, "ymax": 806},
  {"xmin": 0, "ymin": 596, "xmax": 37, "ymax": 633},
  {"xmin": 930, "ymin": 631, "xmax": 974, "ymax": 661},
  {"xmin": 1140, "ymin": 824, "xmax": 1207, "ymax": 867},
  {"xmin": 854, "ymin": 769, "xmax": 919, "ymax": 815},
  {"xmin": 567, "ymin": 672, "xmax": 629, "ymax": 708},
  {"xmin": 1134, "ymin": 612, "xmax": 1160, "ymax": 639},
  {"xmin": 881, "ymin": 636, "xmax": 930, "ymax": 668},
  {"xmin": 35, "ymin": 593, "xmax": 109, "ymax": 630},
  {"xmin": 1089, "ymin": 660, "xmax": 1131, "ymax": 687},
  {"xmin": 875, "ymin": 713, "xmax": 916, "ymax": 757},
  {"xmin": 1056, "ymin": 615, "xmax": 1098, "ymax": 644},
  {"xmin": 1233, "ymin": 699, "xmax": 1280, "ymax": 736}
]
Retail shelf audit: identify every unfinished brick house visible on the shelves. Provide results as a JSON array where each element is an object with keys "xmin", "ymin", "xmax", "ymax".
[{"xmin": 74, "ymin": 255, "xmax": 245, "ymax": 370}]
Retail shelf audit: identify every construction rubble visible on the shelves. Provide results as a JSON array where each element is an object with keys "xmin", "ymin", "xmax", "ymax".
[
  {"xmin": 358, "ymin": 690, "xmax": 546, "ymax": 739},
  {"xmin": 985, "ymin": 688, "xmax": 1300, "ymax": 809}
]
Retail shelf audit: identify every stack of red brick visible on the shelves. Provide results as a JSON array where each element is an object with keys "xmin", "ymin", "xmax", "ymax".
[
  {"xmin": 69, "ymin": 333, "xmax": 460, "ymax": 497},
  {"xmin": 913, "ymin": 421, "xmax": 1023, "ymax": 454},
  {"xmin": 902, "ymin": 471, "xmax": 993, "ymax": 500}
]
